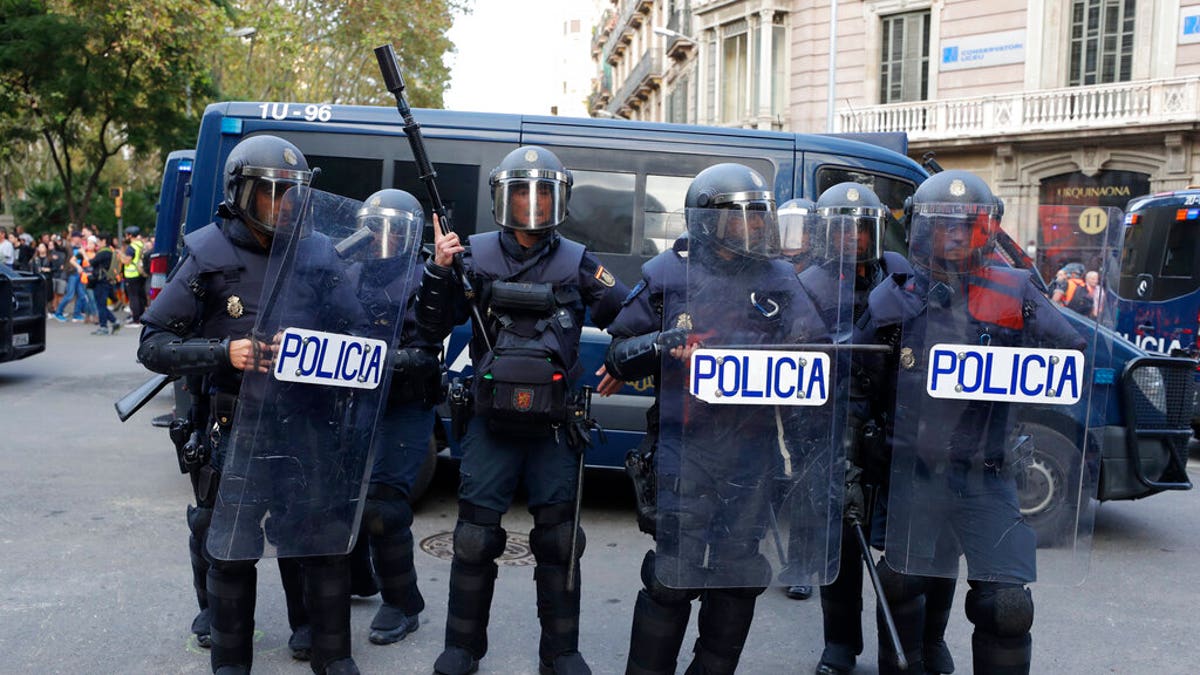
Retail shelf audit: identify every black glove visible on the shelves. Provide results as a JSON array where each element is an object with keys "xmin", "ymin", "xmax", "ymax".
[
  {"xmin": 655, "ymin": 327, "xmax": 688, "ymax": 350},
  {"xmin": 843, "ymin": 462, "xmax": 865, "ymax": 526}
]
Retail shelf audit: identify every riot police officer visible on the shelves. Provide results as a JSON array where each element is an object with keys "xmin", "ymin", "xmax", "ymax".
[
  {"xmin": 138, "ymin": 135, "xmax": 359, "ymax": 675},
  {"xmin": 797, "ymin": 182, "xmax": 957, "ymax": 675},
  {"xmin": 861, "ymin": 170, "xmax": 1085, "ymax": 675},
  {"xmin": 348, "ymin": 189, "xmax": 439, "ymax": 646},
  {"xmin": 777, "ymin": 197, "xmax": 818, "ymax": 277},
  {"xmin": 606, "ymin": 163, "xmax": 829, "ymax": 675},
  {"xmin": 415, "ymin": 145, "xmax": 629, "ymax": 675}
]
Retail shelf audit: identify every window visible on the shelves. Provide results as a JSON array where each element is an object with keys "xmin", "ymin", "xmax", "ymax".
[
  {"xmin": 666, "ymin": 75, "xmax": 689, "ymax": 124},
  {"xmin": 879, "ymin": 11, "xmax": 930, "ymax": 104},
  {"xmin": 558, "ymin": 170, "xmax": 636, "ymax": 254},
  {"xmin": 721, "ymin": 21, "xmax": 749, "ymax": 123},
  {"xmin": 1161, "ymin": 219, "xmax": 1196, "ymax": 279},
  {"xmin": 1069, "ymin": 0, "xmax": 1135, "ymax": 86},
  {"xmin": 393, "ymin": 161, "xmax": 481, "ymax": 242},
  {"xmin": 816, "ymin": 168, "xmax": 918, "ymax": 252},
  {"xmin": 644, "ymin": 175, "xmax": 693, "ymax": 255},
  {"xmin": 307, "ymin": 155, "xmax": 383, "ymax": 201}
]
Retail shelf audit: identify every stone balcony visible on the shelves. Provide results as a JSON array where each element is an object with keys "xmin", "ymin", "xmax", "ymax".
[
  {"xmin": 836, "ymin": 76, "xmax": 1200, "ymax": 148},
  {"xmin": 607, "ymin": 49, "xmax": 663, "ymax": 117}
]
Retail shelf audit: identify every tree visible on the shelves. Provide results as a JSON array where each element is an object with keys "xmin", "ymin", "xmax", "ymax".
[
  {"xmin": 216, "ymin": 0, "xmax": 469, "ymax": 108},
  {"xmin": 0, "ymin": 0, "xmax": 223, "ymax": 225}
]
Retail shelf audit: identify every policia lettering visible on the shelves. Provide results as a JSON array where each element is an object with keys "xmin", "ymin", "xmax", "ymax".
[
  {"xmin": 415, "ymin": 146, "xmax": 628, "ymax": 675},
  {"xmin": 138, "ymin": 136, "xmax": 365, "ymax": 675}
]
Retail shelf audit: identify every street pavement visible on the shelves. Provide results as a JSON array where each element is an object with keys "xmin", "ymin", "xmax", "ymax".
[{"xmin": 1, "ymin": 319, "xmax": 1198, "ymax": 673}]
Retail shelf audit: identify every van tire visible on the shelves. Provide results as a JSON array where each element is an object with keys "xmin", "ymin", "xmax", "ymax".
[
  {"xmin": 407, "ymin": 436, "xmax": 439, "ymax": 507},
  {"xmin": 1016, "ymin": 422, "xmax": 1082, "ymax": 547}
]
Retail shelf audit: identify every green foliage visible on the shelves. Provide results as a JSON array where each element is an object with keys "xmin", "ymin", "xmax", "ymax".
[{"xmin": 10, "ymin": 176, "xmax": 154, "ymax": 237}]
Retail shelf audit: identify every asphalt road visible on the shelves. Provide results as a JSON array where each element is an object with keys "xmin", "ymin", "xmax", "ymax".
[{"xmin": 1, "ymin": 320, "xmax": 1198, "ymax": 674}]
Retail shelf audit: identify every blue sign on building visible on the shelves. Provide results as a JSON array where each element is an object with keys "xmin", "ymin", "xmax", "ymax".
[
  {"xmin": 942, "ymin": 46, "xmax": 959, "ymax": 64},
  {"xmin": 1185, "ymin": 15, "xmax": 1200, "ymax": 35}
]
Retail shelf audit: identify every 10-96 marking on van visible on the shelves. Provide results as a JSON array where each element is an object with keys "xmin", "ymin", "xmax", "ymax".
[
  {"xmin": 689, "ymin": 348, "xmax": 830, "ymax": 406},
  {"xmin": 273, "ymin": 327, "xmax": 387, "ymax": 390}
]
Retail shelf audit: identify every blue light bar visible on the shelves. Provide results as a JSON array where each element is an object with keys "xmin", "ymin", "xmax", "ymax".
[
  {"xmin": 220, "ymin": 117, "xmax": 243, "ymax": 135},
  {"xmin": 1093, "ymin": 368, "xmax": 1115, "ymax": 385}
]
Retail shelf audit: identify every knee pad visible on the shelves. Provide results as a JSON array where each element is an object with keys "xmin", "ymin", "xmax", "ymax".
[
  {"xmin": 965, "ymin": 583, "xmax": 1033, "ymax": 637},
  {"xmin": 363, "ymin": 489, "xmax": 414, "ymax": 538},
  {"xmin": 876, "ymin": 558, "xmax": 926, "ymax": 604},
  {"xmin": 640, "ymin": 550, "xmax": 701, "ymax": 606},
  {"xmin": 453, "ymin": 504, "xmax": 506, "ymax": 565},
  {"xmin": 187, "ymin": 504, "xmax": 212, "ymax": 537},
  {"xmin": 530, "ymin": 503, "xmax": 583, "ymax": 565}
]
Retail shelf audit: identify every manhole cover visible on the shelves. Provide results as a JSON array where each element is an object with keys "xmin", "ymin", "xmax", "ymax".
[{"xmin": 420, "ymin": 531, "xmax": 535, "ymax": 566}]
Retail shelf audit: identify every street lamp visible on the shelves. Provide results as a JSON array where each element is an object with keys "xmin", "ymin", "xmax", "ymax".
[
  {"xmin": 593, "ymin": 110, "xmax": 627, "ymax": 120},
  {"xmin": 653, "ymin": 26, "xmax": 694, "ymax": 42},
  {"xmin": 225, "ymin": 27, "xmax": 257, "ymax": 39}
]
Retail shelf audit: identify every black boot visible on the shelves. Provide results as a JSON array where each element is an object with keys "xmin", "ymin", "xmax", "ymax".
[
  {"xmin": 368, "ymin": 522, "xmax": 423, "ymax": 644},
  {"xmin": 684, "ymin": 589, "xmax": 759, "ymax": 675},
  {"xmin": 817, "ymin": 538, "xmax": 865, "ymax": 674},
  {"xmin": 875, "ymin": 565, "xmax": 925, "ymax": 675},
  {"xmin": 207, "ymin": 562, "xmax": 257, "ymax": 673},
  {"xmin": 186, "ymin": 504, "xmax": 212, "ymax": 648},
  {"xmin": 534, "ymin": 563, "xmax": 590, "ymax": 674},
  {"xmin": 971, "ymin": 632, "xmax": 1031, "ymax": 675},
  {"xmin": 626, "ymin": 589, "xmax": 692, "ymax": 675},
  {"xmin": 923, "ymin": 577, "xmax": 956, "ymax": 674},
  {"xmin": 348, "ymin": 533, "xmax": 379, "ymax": 598},
  {"xmin": 303, "ymin": 555, "xmax": 354, "ymax": 674},
  {"xmin": 433, "ymin": 558, "xmax": 496, "ymax": 674},
  {"xmin": 278, "ymin": 557, "xmax": 311, "ymax": 660}
]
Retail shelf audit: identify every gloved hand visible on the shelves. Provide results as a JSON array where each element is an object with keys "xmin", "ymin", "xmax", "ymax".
[
  {"xmin": 655, "ymin": 327, "xmax": 688, "ymax": 351},
  {"xmin": 843, "ymin": 462, "xmax": 865, "ymax": 526}
]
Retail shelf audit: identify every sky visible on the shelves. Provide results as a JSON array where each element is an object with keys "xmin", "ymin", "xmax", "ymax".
[{"xmin": 443, "ymin": 0, "xmax": 597, "ymax": 115}]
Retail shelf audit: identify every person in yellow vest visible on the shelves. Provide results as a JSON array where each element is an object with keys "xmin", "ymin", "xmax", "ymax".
[{"xmin": 120, "ymin": 226, "xmax": 148, "ymax": 326}]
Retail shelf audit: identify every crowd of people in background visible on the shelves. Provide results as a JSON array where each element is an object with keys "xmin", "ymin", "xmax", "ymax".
[
  {"xmin": 0, "ymin": 223, "xmax": 153, "ymax": 335},
  {"xmin": 1049, "ymin": 261, "xmax": 1106, "ymax": 319}
]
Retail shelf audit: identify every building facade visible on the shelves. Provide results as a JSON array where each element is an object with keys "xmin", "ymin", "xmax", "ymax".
[{"xmin": 589, "ymin": 0, "xmax": 1200, "ymax": 274}]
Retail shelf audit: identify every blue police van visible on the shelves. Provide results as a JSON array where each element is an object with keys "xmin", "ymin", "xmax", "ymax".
[
  {"xmin": 154, "ymin": 101, "xmax": 1192, "ymax": 541},
  {"xmin": 148, "ymin": 150, "xmax": 195, "ymax": 302}
]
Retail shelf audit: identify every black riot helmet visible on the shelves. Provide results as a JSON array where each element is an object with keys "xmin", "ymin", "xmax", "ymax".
[
  {"xmin": 905, "ymin": 170, "xmax": 1001, "ymax": 271},
  {"xmin": 777, "ymin": 197, "xmax": 817, "ymax": 257},
  {"xmin": 684, "ymin": 163, "xmax": 779, "ymax": 260},
  {"xmin": 816, "ymin": 182, "xmax": 884, "ymax": 264},
  {"xmin": 356, "ymin": 189, "xmax": 424, "ymax": 259},
  {"xmin": 489, "ymin": 145, "xmax": 572, "ymax": 231},
  {"xmin": 221, "ymin": 135, "xmax": 313, "ymax": 236}
]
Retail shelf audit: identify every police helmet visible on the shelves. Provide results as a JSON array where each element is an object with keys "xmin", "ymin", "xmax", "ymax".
[
  {"xmin": 906, "ymin": 170, "xmax": 1001, "ymax": 270},
  {"xmin": 684, "ymin": 163, "xmax": 778, "ymax": 260},
  {"xmin": 222, "ymin": 135, "xmax": 313, "ymax": 236},
  {"xmin": 1061, "ymin": 262, "xmax": 1085, "ymax": 279},
  {"xmin": 816, "ymin": 182, "xmax": 885, "ymax": 264},
  {"xmin": 356, "ymin": 189, "xmax": 424, "ymax": 259},
  {"xmin": 123, "ymin": 226, "xmax": 140, "ymax": 237},
  {"xmin": 489, "ymin": 146, "xmax": 572, "ymax": 231},
  {"xmin": 777, "ymin": 197, "xmax": 816, "ymax": 257}
]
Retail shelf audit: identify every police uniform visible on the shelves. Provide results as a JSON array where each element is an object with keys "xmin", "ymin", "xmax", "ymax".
[
  {"xmin": 416, "ymin": 146, "xmax": 628, "ymax": 675},
  {"xmin": 859, "ymin": 171, "xmax": 1085, "ymax": 675},
  {"xmin": 608, "ymin": 164, "xmax": 828, "ymax": 675},
  {"xmin": 138, "ymin": 135, "xmax": 362, "ymax": 675}
]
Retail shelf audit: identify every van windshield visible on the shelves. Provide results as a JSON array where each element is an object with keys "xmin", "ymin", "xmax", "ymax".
[{"xmin": 1119, "ymin": 204, "xmax": 1200, "ymax": 300}]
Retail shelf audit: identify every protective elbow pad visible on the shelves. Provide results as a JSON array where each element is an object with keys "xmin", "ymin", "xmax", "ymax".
[
  {"xmin": 138, "ymin": 333, "xmax": 229, "ymax": 375},
  {"xmin": 605, "ymin": 331, "xmax": 661, "ymax": 381}
]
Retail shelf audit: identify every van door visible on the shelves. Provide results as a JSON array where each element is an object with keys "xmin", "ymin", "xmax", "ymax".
[{"xmin": 801, "ymin": 151, "xmax": 923, "ymax": 254}]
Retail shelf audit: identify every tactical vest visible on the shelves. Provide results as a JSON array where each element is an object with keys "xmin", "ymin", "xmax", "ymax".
[
  {"xmin": 468, "ymin": 231, "xmax": 586, "ymax": 433},
  {"xmin": 124, "ymin": 239, "xmax": 145, "ymax": 279}
]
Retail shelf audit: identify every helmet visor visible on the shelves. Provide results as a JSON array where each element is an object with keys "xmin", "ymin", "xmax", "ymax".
[
  {"xmin": 354, "ymin": 206, "xmax": 423, "ymax": 260},
  {"xmin": 236, "ymin": 166, "xmax": 313, "ymax": 233},
  {"xmin": 778, "ymin": 205, "xmax": 817, "ymax": 253},
  {"xmin": 819, "ymin": 214, "xmax": 883, "ymax": 263},
  {"xmin": 909, "ymin": 201, "xmax": 1000, "ymax": 269},
  {"xmin": 687, "ymin": 201, "xmax": 780, "ymax": 260},
  {"xmin": 492, "ymin": 171, "xmax": 569, "ymax": 230}
]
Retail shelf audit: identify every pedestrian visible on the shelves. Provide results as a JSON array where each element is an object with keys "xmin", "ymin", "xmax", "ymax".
[
  {"xmin": 32, "ymin": 243, "xmax": 53, "ymax": 309},
  {"xmin": 606, "ymin": 163, "xmax": 829, "ymax": 675},
  {"xmin": 47, "ymin": 238, "xmax": 66, "ymax": 313},
  {"xmin": 88, "ymin": 236, "xmax": 121, "ymax": 335},
  {"xmin": 1052, "ymin": 263, "xmax": 1092, "ymax": 316},
  {"xmin": 121, "ymin": 225, "xmax": 148, "ymax": 325},
  {"xmin": 54, "ymin": 233, "xmax": 87, "ymax": 322},
  {"xmin": 1085, "ymin": 270, "xmax": 1104, "ymax": 319},
  {"xmin": 859, "ymin": 170, "xmax": 1086, "ymax": 674},
  {"xmin": 801, "ymin": 182, "xmax": 955, "ymax": 675},
  {"xmin": 0, "ymin": 226, "xmax": 14, "ymax": 267},
  {"xmin": 15, "ymin": 232, "xmax": 35, "ymax": 271},
  {"xmin": 416, "ymin": 145, "xmax": 629, "ymax": 675},
  {"xmin": 137, "ymin": 135, "xmax": 357, "ymax": 674}
]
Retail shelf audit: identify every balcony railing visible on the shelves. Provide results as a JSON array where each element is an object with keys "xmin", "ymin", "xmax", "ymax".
[
  {"xmin": 591, "ymin": 9, "xmax": 615, "ymax": 57},
  {"xmin": 607, "ymin": 49, "xmax": 662, "ymax": 115},
  {"xmin": 836, "ymin": 76, "xmax": 1200, "ymax": 142}
]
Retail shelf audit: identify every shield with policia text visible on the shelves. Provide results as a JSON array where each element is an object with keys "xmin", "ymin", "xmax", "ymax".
[
  {"xmin": 207, "ymin": 187, "xmax": 422, "ymax": 561},
  {"xmin": 654, "ymin": 207, "xmax": 854, "ymax": 589},
  {"xmin": 884, "ymin": 203, "xmax": 1122, "ymax": 585}
]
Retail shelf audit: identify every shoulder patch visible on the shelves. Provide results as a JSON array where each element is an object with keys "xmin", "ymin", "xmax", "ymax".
[{"xmin": 594, "ymin": 264, "xmax": 615, "ymax": 288}]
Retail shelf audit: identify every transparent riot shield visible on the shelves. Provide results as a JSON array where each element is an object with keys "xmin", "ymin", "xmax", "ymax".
[
  {"xmin": 884, "ymin": 204, "xmax": 1122, "ymax": 585},
  {"xmin": 207, "ymin": 187, "xmax": 422, "ymax": 561},
  {"xmin": 654, "ymin": 207, "xmax": 852, "ymax": 589}
]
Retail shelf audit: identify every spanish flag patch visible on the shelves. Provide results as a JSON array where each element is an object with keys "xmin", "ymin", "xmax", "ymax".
[{"xmin": 595, "ymin": 265, "xmax": 615, "ymax": 287}]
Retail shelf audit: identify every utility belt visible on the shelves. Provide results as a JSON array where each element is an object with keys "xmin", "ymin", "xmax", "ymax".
[
  {"xmin": 169, "ymin": 390, "xmax": 237, "ymax": 507},
  {"xmin": 389, "ymin": 347, "xmax": 444, "ymax": 408}
]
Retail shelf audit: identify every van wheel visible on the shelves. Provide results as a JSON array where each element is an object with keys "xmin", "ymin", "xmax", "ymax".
[
  {"xmin": 1016, "ymin": 422, "xmax": 1081, "ymax": 547},
  {"xmin": 407, "ymin": 436, "xmax": 439, "ymax": 507}
]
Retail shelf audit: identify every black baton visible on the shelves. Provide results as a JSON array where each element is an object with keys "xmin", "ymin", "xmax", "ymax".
[
  {"xmin": 566, "ymin": 386, "xmax": 594, "ymax": 592},
  {"xmin": 854, "ymin": 522, "xmax": 908, "ymax": 670}
]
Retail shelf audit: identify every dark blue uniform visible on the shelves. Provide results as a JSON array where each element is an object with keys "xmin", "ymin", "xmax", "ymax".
[
  {"xmin": 611, "ymin": 236, "xmax": 828, "ymax": 675},
  {"xmin": 415, "ymin": 229, "xmax": 627, "ymax": 673}
]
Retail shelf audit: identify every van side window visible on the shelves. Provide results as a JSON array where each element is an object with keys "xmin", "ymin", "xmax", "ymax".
[
  {"xmin": 1161, "ymin": 218, "xmax": 1196, "ymax": 278},
  {"xmin": 307, "ymin": 155, "xmax": 383, "ymax": 201},
  {"xmin": 816, "ymin": 168, "xmax": 917, "ymax": 252},
  {"xmin": 644, "ymin": 174, "xmax": 693, "ymax": 255},
  {"xmin": 394, "ymin": 161, "xmax": 481, "ymax": 242},
  {"xmin": 559, "ymin": 170, "xmax": 636, "ymax": 254}
]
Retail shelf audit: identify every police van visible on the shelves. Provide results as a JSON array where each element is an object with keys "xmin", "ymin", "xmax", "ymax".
[
  {"xmin": 148, "ymin": 150, "xmax": 195, "ymax": 301},
  {"xmin": 158, "ymin": 101, "xmax": 1191, "ymax": 540}
]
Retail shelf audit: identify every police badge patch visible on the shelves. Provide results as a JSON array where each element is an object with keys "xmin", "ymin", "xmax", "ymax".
[
  {"xmin": 227, "ymin": 295, "xmax": 244, "ymax": 318},
  {"xmin": 283, "ymin": 148, "xmax": 298, "ymax": 166},
  {"xmin": 675, "ymin": 312, "xmax": 693, "ymax": 330},
  {"xmin": 595, "ymin": 265, "xmax": 615, "ymax": 287},
  {"xmin": 514, "ymin": 387, "xmax": 534, "ymax": 412}
]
